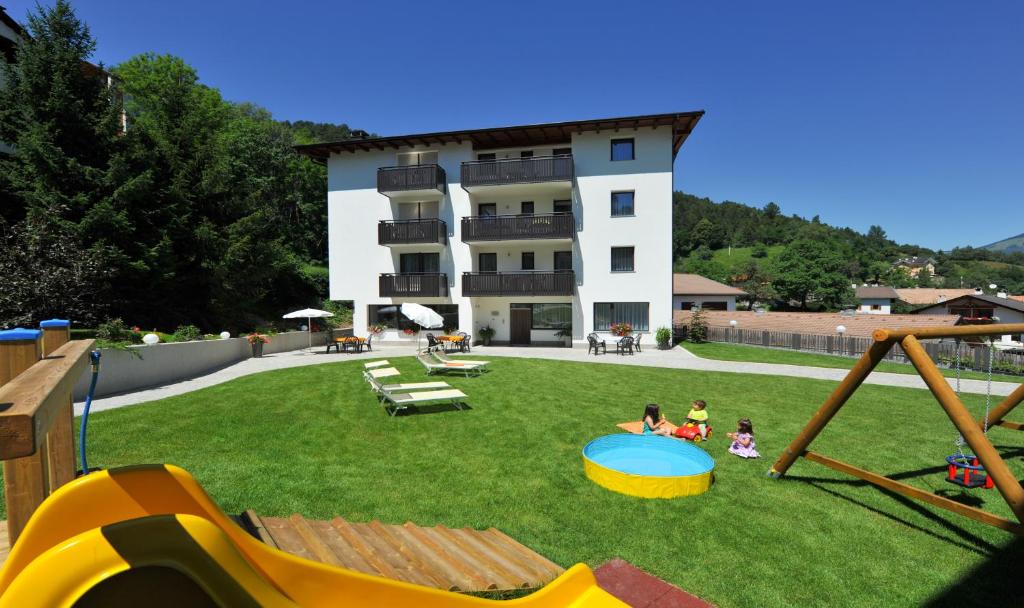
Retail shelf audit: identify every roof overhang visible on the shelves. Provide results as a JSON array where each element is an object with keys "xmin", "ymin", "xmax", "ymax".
[{"xmin": 294, "ymin": 111, "xmax": 704, "ymax": 161}]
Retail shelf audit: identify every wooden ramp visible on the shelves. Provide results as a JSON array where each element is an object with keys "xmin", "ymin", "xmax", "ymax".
[{"xmin": 242, "ymin": 511, "xmax": 564, "ymax": 593}]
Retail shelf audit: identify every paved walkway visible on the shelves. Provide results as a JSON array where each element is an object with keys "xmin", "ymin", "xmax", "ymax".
[{"xmin": 76, "ymin": 343, "xmax": 1019, "ymax": 414}]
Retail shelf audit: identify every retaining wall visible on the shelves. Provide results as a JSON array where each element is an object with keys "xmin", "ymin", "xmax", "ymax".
[{"xmin": 72, "ymin": 331, "xmax": 326, "ymax": 400}]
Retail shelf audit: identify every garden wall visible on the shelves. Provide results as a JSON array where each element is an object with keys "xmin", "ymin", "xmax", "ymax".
[{"xmin": 72, "ymin": 331, "xmax": 326, "ymax": 400}]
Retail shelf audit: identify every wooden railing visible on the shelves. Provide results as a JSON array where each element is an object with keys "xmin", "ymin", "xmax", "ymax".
[
  {"xmin": 462, "ymin": 271, "xmax": 575, "ymax": 296},
  {"xmin": 378, "ymin": 219, "xmax": 447, "ymax": 246},
  {"xmin": 0, "ymin": 323, "xmax": 94, "ymax": 545},
  {"xmin": 379, "ymin": 273, "xmax": 449, "ymax": 297},
  {"xmin": 461, "ymin": 213, "xmax": 574, "ymax": 242},
  {"xmin": 376, "ymin": 164, "xmax": 447, "ymax": 195},
  {"xmin": 461, "ymin": 155, "xmax": 573, "ymax": 188}
]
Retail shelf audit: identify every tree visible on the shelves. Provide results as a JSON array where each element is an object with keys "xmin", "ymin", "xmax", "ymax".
[
  {"xmin": 751, "ymin": 242, "xmax": 768, "ymax": 258},
  {"xmin": 770, "ymin": 237, "xmax": 852, "ymax": 310},
  {"xmin": 690, "ymin": 218, "xmax": 716, "ymax": 249},
  {"xmin": 687, "ymin": 307, "xmax": 708, "ymax": 343}
]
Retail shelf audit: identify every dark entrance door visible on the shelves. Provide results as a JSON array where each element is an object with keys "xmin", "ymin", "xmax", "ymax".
[{"xmin": 510, "ymin": 306, "xmax": 532, "ymax": 345}]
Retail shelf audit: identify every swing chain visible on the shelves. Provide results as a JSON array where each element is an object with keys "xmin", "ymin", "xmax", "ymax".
[
  {"xmin": 983, "ymin": 338, "xmax": 993, "ymax": 434},
  {"xmin": 953, "ymin": 339, "xmax": 966, "ymax": 457}
]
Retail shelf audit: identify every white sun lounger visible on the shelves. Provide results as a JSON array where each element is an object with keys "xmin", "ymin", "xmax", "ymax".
[
  {"xmin": 364, "ymin": 360, "xmax": 390, "ymax": 369},
  {"xmin": 416, "ymin": 354, "xmax": 484, "ymax": 377},
  {"xmin": 368, "ymin": 367, "xmax": 401, "ymax": 379},
  {"xmin": 381, "ymin": 389, "xmax": 467, "ymax": 416},
  {"xmin": 430, "ymin": 351, "xmax": 490, "ymax": 367},
  {"xmin": 362, "ymin": 372, "xmax": 450, "ymax": 399}
]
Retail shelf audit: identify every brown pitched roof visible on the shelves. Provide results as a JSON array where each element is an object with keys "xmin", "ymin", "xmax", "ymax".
[
  {"xmin": 672, "ymin": 310, "xmax": 960, "ymax": 338},
  {"xmin": 855, "ymin": 286, "xmax": 898, "ymax": 299},
  {"xmin": 910, "ymin": 294, "xmax": 1024, "ymax": 315},
  {"xmin": 672, "ymin": 274, "xmax": 747, "ymax": 296},
  {"xmin": 894, "ymin": 288, "xmax": 977, "ymax": 306},
  {"xmin": 295, "ymin": 111, "xmax": 704, "ymax": 160}
]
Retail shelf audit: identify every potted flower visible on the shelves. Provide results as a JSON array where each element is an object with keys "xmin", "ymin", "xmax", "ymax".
[
  {"xmin": 655, "ymin": 326, "xmax": 673, "ymax": 350},
  {"xmin": 478, "ymin": 325, "xmax": 495, "ymax": 346},
  {"xmin": 368, "ymin": 323, "xmax": 387, "ymax": 335},
  {"xmin": 609, "ymin": 322, "xmax": 633, "ymax": 337},
  {"xmin": 554, "ymin": 327, "xmax": 573, "ymax": 347},
  {"xmin": 247, "ymin": 332, "xmax": 270, "ymax": 357},
  {"xmin": 402, "ymin": 328, "xmax": 416, "ymax": 337}
]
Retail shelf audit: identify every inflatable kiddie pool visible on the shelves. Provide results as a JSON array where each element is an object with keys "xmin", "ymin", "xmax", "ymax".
[{"xmin": 582, "ymin": 434, "xmax": 714, "ymax": 498}]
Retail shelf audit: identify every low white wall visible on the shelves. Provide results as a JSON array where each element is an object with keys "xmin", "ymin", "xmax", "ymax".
[{"xmin": 73, "ymin": 331, "xmax": 325, "ymax": 400}]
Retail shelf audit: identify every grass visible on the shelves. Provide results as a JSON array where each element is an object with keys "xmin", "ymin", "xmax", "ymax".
[
  {"xmin": 680, "ymin": 341, "xmax": 1024, "ymax": 385},
  {"xmin": 3, "ymin": 357, "xmax": 1022, "ymax": 607}
]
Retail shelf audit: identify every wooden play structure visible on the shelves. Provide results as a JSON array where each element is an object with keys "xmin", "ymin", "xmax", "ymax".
[{"xmin": 769, "ymin": 323, "xmax": 1024, "ymax": 535}]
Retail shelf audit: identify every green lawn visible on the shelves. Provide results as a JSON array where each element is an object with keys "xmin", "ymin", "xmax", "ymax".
[
  {"xmin": 680, "ymin": 341, "xmax": 1024, "ymax": 385},
  {"xmin": 4, "ymin": 357, "xmax": 1021, "ymax": 607}
]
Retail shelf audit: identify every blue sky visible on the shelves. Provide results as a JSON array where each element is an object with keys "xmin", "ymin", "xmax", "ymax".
[{"xmin": 8, "ymin": 1, "xmax": 1023, "ymax": 250}]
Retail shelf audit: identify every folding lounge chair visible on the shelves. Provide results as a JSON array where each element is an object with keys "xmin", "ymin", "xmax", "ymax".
[
  {"xmin": 380, "ymin": 389, "xmax": 468, "ymax": 416},
  {"xmin": 364, "ymin": 360, "xmax": 390, "ymax": 369},
  {"xmin": 416, "ymin": 354, "xmax": 484, "ymax": 377},
  {"xmin": 430, "ymin": 351, "xmax": 490, "ymax": 368},
  {"xmin": 367, "ymin": 367, "xmax": 401, "ymax": 379},
  {"xmin": 362, "ymin": 372, "xmax": 451, "ymax": 399}
]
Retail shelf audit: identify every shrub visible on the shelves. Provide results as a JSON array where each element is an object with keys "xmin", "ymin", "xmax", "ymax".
[
  {"xmin": 96, "ymin": 318, "xmax": 139, "ymax": 344},
  {"xmin": 171, "ymin": 324, "xmax": 203, "ymax": 342},
  {"xmin": 655, "ymin": 326, "xmax": 672, "ymax": 345},
  {"xmin": 688, "ymin": 308, "xmax": 709, "ymax": 343}
]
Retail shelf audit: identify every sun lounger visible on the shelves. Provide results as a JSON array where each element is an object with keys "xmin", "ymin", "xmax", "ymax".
[
  {"xmin": 429, "ymin": 351, "xmax": 490, "ymax": 367},
  {"xmin": 364, "ymin": 360, "xmax": 390, "ymax": 369},
  {"xmin": 362, "ymin": 372, "xmax": 450, "ymax": 398},
  {"xmin": 416, "ymin": 354, "xmax": 484, "ymax": 377},
  {"xmin": 380, "ymin": 388, "xmax": 468, "ymax": 416},
  {"xmin": 368, "ymin": 367, "xmax": 401, "ymax": 379}
]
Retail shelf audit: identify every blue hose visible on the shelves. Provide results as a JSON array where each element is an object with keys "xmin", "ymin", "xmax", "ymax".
[{"xmin": 79, "ymin": 350, "xmax": 101, "ymax": 475}]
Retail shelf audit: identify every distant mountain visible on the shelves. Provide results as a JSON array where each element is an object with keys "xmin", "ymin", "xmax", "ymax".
[{"xmin": 982, "ymin": 233, "xmax": 1024, "ymax": 254}]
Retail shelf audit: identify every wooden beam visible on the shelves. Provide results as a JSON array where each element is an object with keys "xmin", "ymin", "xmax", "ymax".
[
  {"xmin": 804, "ymin": 451, "xmax": 1022, "ymax": 534},
  {"xmin": 40, "ymin": 325, "xmax": 76, "ymax": 492},
  {"xmin": 769, "ymin": 340, "xmax": 893, "ymax": 477},
  {"xmin": 0, "ymin": 339, "xmax": 94, "ymax": 460},
  {"xmin": 874, "ymin": 323, "xmax": 1024, "ymax": 342},
  {"xmin": 902, "ymin": 335, "xmax": 1024, "ymax": 522},
  {"xmin": 984, "ymin": 382, "xmax": 1024, "ymax": 430}
]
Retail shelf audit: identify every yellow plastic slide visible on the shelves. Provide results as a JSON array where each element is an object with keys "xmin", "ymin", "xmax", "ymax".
[{"xmin": 0, "ymin": 465, "xmax": 624, "ymax": 607}]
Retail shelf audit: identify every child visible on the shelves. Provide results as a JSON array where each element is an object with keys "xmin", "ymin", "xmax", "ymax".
[
  {"xmin": 727, "ymin": 418, "xmax": 760, "ymax": 458},
  {"xmin": 641, "ymin": 404, "xmax": 674, "ymax": 437},
  {"xmin": 685, "ymin": 399, "xmax": 709, "ymax": 439}
]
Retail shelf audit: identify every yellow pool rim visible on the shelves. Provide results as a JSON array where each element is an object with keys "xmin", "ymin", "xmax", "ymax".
[{"xmin": 582, "ymin": 436, "xmax": 714, "ymax": 499}]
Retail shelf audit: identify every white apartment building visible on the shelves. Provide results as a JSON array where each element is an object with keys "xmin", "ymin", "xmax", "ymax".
[{"xmin": 297, "ymin": 112, "xmax": 703, "ymax": 346}]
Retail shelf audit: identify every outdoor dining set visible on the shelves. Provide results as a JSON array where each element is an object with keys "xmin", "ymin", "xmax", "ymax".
[
  {"xmin": 425, "ymin": 332, "xmax": 472, "ymax": 354},
  {"xmin": 587, "ymin": 332, "xmax": 640, "ymax": 356}
]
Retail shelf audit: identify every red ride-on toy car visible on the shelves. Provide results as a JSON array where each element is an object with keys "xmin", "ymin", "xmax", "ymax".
[{"xmin": 674, "ymin": 422, "xmax": 712, "ymax": 443}]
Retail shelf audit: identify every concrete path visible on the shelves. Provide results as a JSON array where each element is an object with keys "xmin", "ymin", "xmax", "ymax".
[{"xmin": 76, "ymin": 343, "xmax": 1019, "ymax": 414}]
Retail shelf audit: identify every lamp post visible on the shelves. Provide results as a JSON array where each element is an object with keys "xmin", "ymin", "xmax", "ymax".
[
  {"xmin": 836, "ymin": 325, "xmax": 846, "ymax": 355},
  {"xmin": 729, "ymin": 319, "xmax": 738, "ymax": 343}
]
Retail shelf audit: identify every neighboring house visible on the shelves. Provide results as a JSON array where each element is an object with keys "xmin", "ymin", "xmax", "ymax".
[
  {"xmin": 894, "ymin": 287, "xmax": 979, "ymax": 307},
  {"xmin": 910, "ymin": 293, "xmax": 1024, "ymax": 347},
  {"xmin": 673, "ymin": 310, "xmax": 959, "ymax": 338},
  {"xmin": 673, "ymin": 274, "xmax": 746, "ymax": 312},
  {"xmin": 854, "ymin": 285, "xmax": 898, "ymax": 314},
  {"xmin": 893, "ymin": 256, "xmax": 936, "ymax": 278},
  {"xmin": 297, "ymin": 111, "xmax": 703, "ymax": 346}
]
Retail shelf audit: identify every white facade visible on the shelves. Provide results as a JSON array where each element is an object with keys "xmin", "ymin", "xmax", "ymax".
[
  {"xmin": 673, "ymin": 295, "xmax": 738, "ymax": 312},
  {"xmin": 857, "ymin": 298, "xmax": 892, "ymax": 315},
  {"xmin": 323, "ymin": 118, "xmax": 688, "ymax": 346}
]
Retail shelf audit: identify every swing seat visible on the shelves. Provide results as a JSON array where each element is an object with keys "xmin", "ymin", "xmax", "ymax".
[{"xmin": 945, "ymin": 454, "xmax": 994, "ymax": 489}]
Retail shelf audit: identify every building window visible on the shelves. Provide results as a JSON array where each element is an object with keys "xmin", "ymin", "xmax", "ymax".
[
  {"xmin": 528, "ymin": 303, "xmax": 572, "ymax": 329},
  {"xmin": 680, "ymin": 301, "xmax": 695, "ymax": 310},
  {"xmin": 610, "ymin": 138, "xmax": 634, "ymax": 161},
  {"xmin": 553, "ymin": 199, "xmax": 572, "ymax": 214},
  {"xmin": 369, "ymin": 304, "xmax": 458, "ymax": 331},
  {"xmin": 521, "ymin": 201, "xmax": 534, "ymax": 215},
  {"xmin": 520, "ymin": 150, "xmax": 534, "ymax": 158},
  {"xmin": 521, "ymin": 252, "xmax": 535, "ymax": 270},
  {"xmin": 553, "ymin": 147, "xmax": 571, "ymax": 156},
  {"xmin": 611, "ymin": 247, "xmax": 634, "ymax": 272},
  {"xmin": 594, "ymin": 302, "xmax": 649, "ymax": 331},
  {"xmin": 477, "ymin": 203, "xmax": 496, "ymax": 217},
  {"xmin": 397, "ymin": 151, "xmax": 438, "ymax": 166},
  {"xmin": 478, "ymin": 252, "xmax": 497, "ymax": 273},
  {"xmin": 399, "ymin": 252, "xmax": 439, "ymax": 273},
  {"xmin": 611, "ymin": 191, "xmax": 634, "ymax": 217},
  {"xmin": 870, "ymin": 304, "xmax": 882, "ymax": 311},
  {"xmin": 554, "ymin": 251, "xmax": 573, "ymax": 271},
  {"xmin": 477, "ymin": 153, "xmax": 496, "ymax": 161}
]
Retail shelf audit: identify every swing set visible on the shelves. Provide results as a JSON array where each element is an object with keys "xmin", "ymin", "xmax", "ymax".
[{"xmin": 769, "ymin": 323, "xmax": 1024, "ymax": 535}]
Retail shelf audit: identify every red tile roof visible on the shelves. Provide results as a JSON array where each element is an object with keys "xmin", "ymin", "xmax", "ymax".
[{"xmin": 673, "ymin": 310, "xmax": 960, "ymax": 337}]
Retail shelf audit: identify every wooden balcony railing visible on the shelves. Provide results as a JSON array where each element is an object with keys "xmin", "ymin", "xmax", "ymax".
[
  {"xmin": 377, "ymin": 164, "xmax": 447, "ymax": 195},
  {"xmin": 461, "ymin": 271, "xmax": 575, "ymax": 297},
  {"xmin": 378, "ymin": 219, "xmax": 447, "ymax": 246},
  {"xmin": 461, "ymin": 213, "xmax": 574, "ymax": 242},
  {"xmin": 461, "ymin": 155, "xmax": 573, "ymax": 188},
  {"xmin": 379, "ymin": 273, "xmax": 449, "ymax": 297}
]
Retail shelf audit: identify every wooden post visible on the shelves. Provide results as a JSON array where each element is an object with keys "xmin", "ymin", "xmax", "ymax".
[
  {"xmin": 984, "ymin": 383, "xmax": 1024, "ymax": 430},
  {"xmin": 40, "ymin": 320, "xmax": 75, "ymax": 491},
  {"xmin": 902, "ymin": 335, "xmax": 1024, "ymax": 522},
  {"xmin": 0, "ymin": 329, "xmax": 46, "ymax": 545},
  {"xmin": 769, "ymin": 338, "xmax": 894, "ymax": 477}
]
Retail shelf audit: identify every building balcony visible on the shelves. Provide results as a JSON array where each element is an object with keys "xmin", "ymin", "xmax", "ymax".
[
  {"xmin": 461, "ymin": 213, "xmax": 574, "ymax": 243},
  {"xmin": 379, "ymin": 273, "xmax": 449, "ymax": 298},
  {"xmin": 460, "ymin": 156, "xmax": 573, "ymax": 192},
  {"xmin": 377, "ymin": 165, "xmax": 447, "ymax": 198},
  {"xmin": 378, "ymin": 219, "xmax": 447, "ymax": 247},
  {"xmin": 461, "ymin": 271, "xmax": 575, "ymax": 297}
]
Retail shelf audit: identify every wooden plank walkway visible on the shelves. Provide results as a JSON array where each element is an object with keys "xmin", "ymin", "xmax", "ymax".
[{"xmin": 243, "ymin": 512, "xmax": 564, "ymax": 593}]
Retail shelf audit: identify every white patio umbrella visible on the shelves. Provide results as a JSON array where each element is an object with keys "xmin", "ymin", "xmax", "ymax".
[
  {"xmin": 400, "ymin": 303, "xmax": 443, "ymax": 352},
  {"xmin": 282, "ymin": 308, "xmax": 334, "ymax": 352}
]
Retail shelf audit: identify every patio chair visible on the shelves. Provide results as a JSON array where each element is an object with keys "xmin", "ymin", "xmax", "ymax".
[
  {"xmin": 416, "ymin": 353, "xmax": 484, "ymax": 377},
  {"xmin": 633, "ymin": 333, "xmax": 642, "ymax": 353},
  {"xmin": 425, "ymin": 333, "xmax": 439, "ymax": 352},
  {"xmin": 458, "ymin": 332, "xmax": 472, "ymax": 352},
  {"xmin": 587, "ymin": 333, "xmax": 606, "ymax": 355},
  {"xmin": 430, "ymin": 350, "xmax": 491, "ymax": 368},
  {"xmin": 364, "ymin": 333, "xmax": 373, "ymax": 351},
  {"xmin": 325, "ymin": 330, "xmax": 345, "ymax": 354},
  {"xmin": 615, "ymin": 336, "xmax": 634, "ymax": 355}
]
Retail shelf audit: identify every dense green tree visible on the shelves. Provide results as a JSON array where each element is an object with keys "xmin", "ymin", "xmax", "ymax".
[{"xmin": 770, "ymin": 237, "xmax": 852, "ymax": 309}]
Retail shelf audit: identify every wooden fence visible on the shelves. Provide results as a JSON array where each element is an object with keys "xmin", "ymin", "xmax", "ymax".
[{"xmin": 674, "ymin": 324, "xmax": 1024, "ymax": 376}]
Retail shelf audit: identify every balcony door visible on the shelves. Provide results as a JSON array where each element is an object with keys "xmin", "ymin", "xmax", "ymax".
[
  {"xmin": 478, "ymin": 253, "xmax": 497, "ymax": 273},
  {"xmin": 397, "ymin": 151, "xmax": 438, "ymax": 166},
  {"xmin": 400, "ymin": 253, "xmax": 439, "ymax": 274},
  {"xmin": 554, "ymin": 251, "xmax": 573, "ymax": 272}
]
